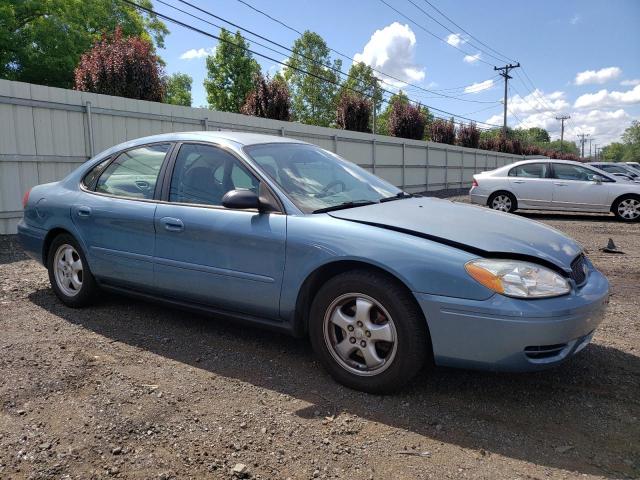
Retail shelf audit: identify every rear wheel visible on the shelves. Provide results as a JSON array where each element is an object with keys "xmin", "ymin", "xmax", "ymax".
[
  {"xmin": 613, "ymin": 195, "xmax": 640, "ymax": 222},
  {"xmin": 488, "ymin": 191, "xmax": 517, "ymax": 213},
  {"xmin": 47, "ymin": 234, "xmax": 98, "ymax": 307},
  {"xmin": 309, "ymin": 270, "xmax": 430, "ymax": 394}
]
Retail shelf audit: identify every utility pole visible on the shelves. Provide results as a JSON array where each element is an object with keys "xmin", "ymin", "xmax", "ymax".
[
  {"xmin": 494, "ymin": 63, "xmax": 520, "ymax": 138},
  {"xmin": 594, "ymin": 144, "xmax": 599, "ymax": 161},
  {"xmin": 588, "ymin": 137, "xmax": 593, "ymax": 159},
  {"xmin": 372, "ymin": 80, "xmax": 377, "ymax": 136},
  {"xmin": 555, "ymin": 114, "xmax": 570, "ymax": 152},
  {"xmin": 577, "ymin": 133, "xmax": 590, "ymax": 159}
]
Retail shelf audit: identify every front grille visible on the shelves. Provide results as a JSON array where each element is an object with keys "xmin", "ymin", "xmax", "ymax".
[
  {"xmin": 524, "ymin": 343, "xmax": 568, "ymax": 360},
  {"xmin": 570, "ymin": 254, "xmax": 587, "ymax": 285}
]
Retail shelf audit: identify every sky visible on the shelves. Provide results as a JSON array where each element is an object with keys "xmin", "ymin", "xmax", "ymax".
[{"xmin": 154, "ymin": 0, "xmax": 640, "ymax": 147}]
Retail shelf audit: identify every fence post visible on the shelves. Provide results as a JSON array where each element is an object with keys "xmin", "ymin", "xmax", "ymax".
[
  {"xmin": 280, "ymin": 127, "xmax": 285, "ymax": 137},
  {"xmin": 85, "ymin": 101, "xmax": 95, "ymax": 158},
  {"xmin": 459, "ymin": 148, "xmax": 464, "ymax": 188},
  {"xmin": 444, "ymin": 147, "xmax": 449, "ymax": 191},
  {"xmin": 202, "ymin": 117, "xmax": 208, "ymax": 131},
  {"xmin": 372, "ymin": 138, "xmax": 376, "ymax": 174},
  {"xmin": 425, "ymin": 143, "xmax": 430, "ymax": 191},
  {"xmin": 401, "ymin": 142, "xmax": 406, "ymax": 189},
  {"xmin": 333, "ymin": 134, "xmax": 338, "ymax": 154}
]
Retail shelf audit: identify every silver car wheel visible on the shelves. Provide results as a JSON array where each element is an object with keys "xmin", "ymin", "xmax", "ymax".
[
  {"xmin": 53, "ymin": 244, "xmax": 83, "ymax": 297},
  {"xmin": 491, "ymin": 194, "xmax": 512, "ymax": 212},
  {"xmin": 617, "ymin": 198, "xmax": 640, "ymax": 220},
  {"xmin": 323, "ymin": 293, "xmax": 397, "ymax": 376}
]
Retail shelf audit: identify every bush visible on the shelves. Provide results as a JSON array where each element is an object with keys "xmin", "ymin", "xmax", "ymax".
[
  {"xmin": 456, "ymin": 122, "xmax": 480, "ymax": 148},
  {"xmin": 241, "ymin": 73, "xmax": 291, "ymax": 121},
  {"xmin": 389, "ymin": 102, "xmax": 426, "ymax": 140},
  {"xmin": 335, "ymin": 93, "xmax": 372, "ymax": 132},
  {"xmin": 74, "ymin": 27, "xmax": 165, "ymax": 101},
  {"xmin": 429, "ymin": 118, "xmax": 456, "ymax": 145}
]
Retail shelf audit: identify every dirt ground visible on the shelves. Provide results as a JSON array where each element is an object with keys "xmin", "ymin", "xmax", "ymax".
[{"xmin": 1, "ymin": 196, "xmax": 639, "ymax": 480}]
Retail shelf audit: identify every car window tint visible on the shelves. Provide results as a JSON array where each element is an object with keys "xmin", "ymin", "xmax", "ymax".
[
  {"xmin": 552, "ymin": 164, "xmax": 595, "ymax": 181},
  {"xmin": 82, "ymin": 157, "xmax": 112, "ymax": 188},
  {"xmin": 169, "ymin": 144, "xmax": 259, "ymax": 206},
  {"xmin": 509, "ymin": 163, "xmax": 548, "ymax": 178},
  {"xmin": 95, "ymin": 144, "xmax": 169, "ymax": 199}
]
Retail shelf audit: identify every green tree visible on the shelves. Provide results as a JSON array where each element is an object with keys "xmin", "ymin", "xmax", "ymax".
[
  {"xmin": 620, "ymin": 120, "xmax": 640, "ymax": 161},
  {"xmin": 284, "ymin": 31, "xmax": 342, "ymax": 127},
  {"xmin": 0, "ymin": 0, "xmax": 167, "ymax": 89},
  {"xmin": 340, "ymin": 62, "xmax": 382, "ymax": 115},
  {"xmin": 165, "ymin": 72, "xmax": 192, "ymax": 106},
  {"xmin": 204, "ymin": 29, "xmax": 260, "ymax": 112},
  {"xmin": 601, "ymin": 142, "xmax": 626, "ymax": 162},
  {"xmin": 545, "ymin": 139, "xmax": 580, "ymax": 156},
  {"xmin": 376, "ymin": 91, "xmax": 409, "ymax": 136},
  {"xmin": 524, "ymin": 127, "xmax": 550, "ymax": 143}
]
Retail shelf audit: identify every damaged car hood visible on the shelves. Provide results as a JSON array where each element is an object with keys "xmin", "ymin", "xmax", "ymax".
[{"xmin": 328, "ymin": 197, "xmax": 582, "ymax": 271}]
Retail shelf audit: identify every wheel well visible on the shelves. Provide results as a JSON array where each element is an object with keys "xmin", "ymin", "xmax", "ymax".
[
  {"xmin": 42, "ymin": 228, "xmax": 72, "ymax": 264},
  {"xmin": 487, "ymin": 190, "xmax": 517, "ymax": 208},
  {"xmin": 293, "ymin": 260, "xmax": 424, "ymax": 337},
  {"xmin": 610, "ymin": 193, "xmax": 640, "ymax": 213}
]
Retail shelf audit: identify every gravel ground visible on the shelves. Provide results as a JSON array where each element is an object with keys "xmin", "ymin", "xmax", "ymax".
[{"xmin": 1, "ymin": 197, "xmax": 639, "ymax": 480}]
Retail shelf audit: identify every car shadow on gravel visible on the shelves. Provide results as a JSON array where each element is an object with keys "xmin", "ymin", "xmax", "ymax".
[
  {"xmin": 517, "ymin": 211, "xmax": 620, "ymax": 223},
  {"xmin": 29, "ymin": 288, "xmax": 640, "ymax": 479}
]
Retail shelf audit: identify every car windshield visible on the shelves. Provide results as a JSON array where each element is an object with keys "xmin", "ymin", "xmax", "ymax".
[{"xmin": 244, "ymin": 143, "xmax": 403, "ymax": 213}]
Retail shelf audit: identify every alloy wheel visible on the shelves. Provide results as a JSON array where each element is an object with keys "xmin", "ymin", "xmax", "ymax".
[
  {"xmin": 491, "ymin": 195, "xmax": 512, "ymax": 212},
  {"xmin": 617, "ymin": 198, "xmax": 640, "ymax": 220},
  {"xmin": 53, "ymin": 244, "xmax": 83, "ymax": 297},
  {"xmin": 323, "ymin": 293, "xmax": 397, "ymax": 376}
]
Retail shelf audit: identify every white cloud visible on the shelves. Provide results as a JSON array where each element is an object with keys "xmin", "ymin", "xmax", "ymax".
[
  {"xmin": 570, "ymin": 14, "xmax": 581, "ymax": 25},
  {"xmin": 574, "ymin": 84, "xmax": 640, "ymax": 108},
  {"xmin": 564, "ymin": 109, "xmax": 633, "ymax": 145},
  {"xmin": 463, "ymin": 53, "xmax": 481, "ymax": 64},
  {"xmin": 464, "ymin": 79, "xmax": 494, "ymax": 94},
  {"xmin": 445, "ymin": 33, "xmax": 465, "ymax": 47},
  {"xmin": 507, "ymin": 89, "xmax": 570, "ymax": 116},
  {"xmin": 354, "ymin": 22, "xmax": 425, "ymax": 87},
  {"xmin": 574, "ymin": 66, "xmax": 622, "ymax": 85},
  {"xmin": 180, "ymin": 47, "xmax": 214, "ymax": 60},
  {"xmin": 621, "ymin": 79, "xmax": 640, "ymax": 86}
]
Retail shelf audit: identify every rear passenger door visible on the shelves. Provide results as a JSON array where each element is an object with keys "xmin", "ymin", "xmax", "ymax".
[
  {"xmin": 507, "ymin": 163, "xmax": 553, "ymax": 208},
  {"xmin": 153, "ymin": 143, "xmax": 286, "ymax": 318},
  {"xmin": 73, "ymin": 143, "xmax": 172, "ymax": 288}
]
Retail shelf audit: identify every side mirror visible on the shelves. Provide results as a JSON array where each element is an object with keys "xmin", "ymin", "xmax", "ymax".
[
  {"xmin": 222, "ymin": 189, "xmax": 261, "ymax": 210},
  {"xmin": 590, "ymin": 174, "xmax": 603, "ymax": 184}
]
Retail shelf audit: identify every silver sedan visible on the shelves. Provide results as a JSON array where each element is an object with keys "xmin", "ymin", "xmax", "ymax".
[{"xmin": 470, "ymin": 159, "xmax": 640, "ymax": 221}]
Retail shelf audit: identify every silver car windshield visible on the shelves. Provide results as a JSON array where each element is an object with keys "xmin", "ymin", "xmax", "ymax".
[{"xmin": 244, "ymin": 143, "xmax": 402, "ymax": 213}]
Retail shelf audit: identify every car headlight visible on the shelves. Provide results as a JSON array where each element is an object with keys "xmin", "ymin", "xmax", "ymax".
[{"xmin": 465, "ymin": 259, "xmax": 570, "ymax": 298}]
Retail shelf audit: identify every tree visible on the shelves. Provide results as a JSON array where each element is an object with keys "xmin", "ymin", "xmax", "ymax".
[
  {"xmin": 165, "ymin": 72, "xmax": 192, "ymax": 106},
  {"xmin": 621, "ymin": 120, "xmax": 640, "ymax": 161},
  {"xmin": 545, "ymin": 139, "xmax": 580, "ymax": 156},
  {"xmin": 204, "ymin": 29, "xmax": 260, "ymax": 113},
  {"xmin": 241, "ymin": 73, "xmax": 291, "ymax": 121},
  {"xmin": 456, "ymin": 122, "xmax": 480, "ymax": 148},
  {"xmin": 340, "ymin": 62, "xmax": 382, "ymax": 124},
  {"xmin": 377, "ymin": 91, "xmax": 409, "ymax": 136},
  {"xmin": 284, "ymin": 31, "xmax": 342, "ymax": 127},
  {"xmin": 601, "ymin": 143, "xmax": 626, "ymax": 162},
  {"xmin": 389, "ymin": 101, "xmax": 426, "ymax": 140},
  {"xmin": 525, "ymin": 127, "xmax": 551, "ymax": 143},
  {"xmin": 335, "ymin": 93, "xmax": 371, "ymax": 132},
  {"xmin": 74, "ymin": 27, "xmax": 164, "ymax": 101},
  {"xmin": 429, "ymin": 118, "xmax": 456, "ymax": 145},
  {"xmin": 1, "ymin": 0, "xmax": 167, "ymax": 89}
]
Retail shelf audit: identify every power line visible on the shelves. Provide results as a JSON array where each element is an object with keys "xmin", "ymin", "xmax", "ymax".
[
  {"xmin": 377, "ymin": 0, "xmax": 495, "ymax": 67},
  {"xmin": 419, "ymin": 0, "xmax": 517, "ymax": 64},
  {"xmin": 404, "ymin": 0, "xmax": 509, "ymax": 65},
  {"xmin": 124, "ymin": 0, "xmax": 502, "ymax": 128},
  {"xmin": 232, "ymin": 0, "xmax": 496, "ymax": 102}
]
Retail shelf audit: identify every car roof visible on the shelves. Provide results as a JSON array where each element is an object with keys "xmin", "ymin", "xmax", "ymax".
[{"xmin": 132, "ymin": 131, "xmax": 306, "ymax": 147}]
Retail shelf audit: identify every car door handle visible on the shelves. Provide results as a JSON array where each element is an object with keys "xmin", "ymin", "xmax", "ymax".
[
  {"xmin": 512, "ymin": 180, "xmax": 526, "ymax": 184},
  {"xmin": 160, "ymin": 217, "xmax": 184, "ymax": 232},
  {"xmin": 554, "ymin": 182, "xmax": 568, "ymax": 186},
  {"xmin": 76, "ymin": 206, "xmax": 92, "ymax": 217}
]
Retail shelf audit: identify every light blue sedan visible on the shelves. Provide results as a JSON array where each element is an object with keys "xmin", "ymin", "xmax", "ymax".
[{"xmin": 18, "ymin": 132, "xmax": 610, "ymax": 393}]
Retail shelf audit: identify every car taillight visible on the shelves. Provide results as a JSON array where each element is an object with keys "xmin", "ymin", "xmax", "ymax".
[
  {"xmin": 472, "ymin": 179, "xmax": 478, "ymax": 187},
  {"xmin": 22, "ymin": 188, "xmax": 31, "ymax": 209}
]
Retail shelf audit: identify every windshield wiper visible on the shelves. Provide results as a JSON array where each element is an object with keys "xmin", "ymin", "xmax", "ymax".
[
  {"xmin": 379, "ymin": 192, "xmax": 414, "ymax": 203},
  {"xmin": 312, "ymin": 200, "xmax": 377, "ymax": 214}
]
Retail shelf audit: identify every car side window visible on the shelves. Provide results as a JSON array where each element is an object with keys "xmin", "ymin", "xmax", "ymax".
[
  {"xmin": 169, "ymin": 143, "xmax": 259, "ymax": 207},
  {"xmin": 552, "ymin": 164, "xmax": 599, "ymax": 181},
  {"xmin": 508, "ymin": 163, "xmax": 549, "ymax": 178},
  {"xmin": 94, "ymin": 144, "xmax": 170, "ymax": 199},
  {"xmin": 82, "ymin": 157, "xmax": 112, "ymax": 189}
]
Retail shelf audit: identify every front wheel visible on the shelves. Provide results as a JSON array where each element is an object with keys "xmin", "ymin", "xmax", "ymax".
[
  {"xmin": 47, "ymin": 233, "xmax": 98, "ymax": 307},
  {"xmin": 309, "ymin": 270, "xmax": 430, "ymax": 394},
  {"xmin": 488, "ymin": 191, "xmax": 517, "ymax": 213},
  {"xmin": 613, "ymin": 196, "xmax": 640, "ymax": 222}
]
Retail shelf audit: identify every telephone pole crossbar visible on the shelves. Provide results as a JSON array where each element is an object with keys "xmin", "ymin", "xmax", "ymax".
[
  {"xmin": 494, "ymin": 63, "xmax": 520, "ymax": 138},
  {"xmin": 577, "ymin": 133, "xmax": 590, "ymax": 159}
]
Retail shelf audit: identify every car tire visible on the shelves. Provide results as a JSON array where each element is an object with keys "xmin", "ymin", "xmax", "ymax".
[
  {"xmin": 47, "ymin": 233, "xmax": 98, "ymax": 307},
  {"xmin": 309, "ymin": 270, "xmax": 431, "ymax": 394},
  {"xmin": 612, "ymin": 195, "xmax": 640, "ymax": 222},
  {"xmin": 488, "ymin": 191, "xmax": 517, "ymax": 213}
]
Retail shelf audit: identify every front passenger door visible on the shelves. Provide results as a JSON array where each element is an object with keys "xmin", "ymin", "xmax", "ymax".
[
  {"xmin": 153, "ymin": 143, "xmax": 286, "ymax": 318},
  {"xmin": 550, "ymin": 163, "xmax": 610, "ymax": 211}
]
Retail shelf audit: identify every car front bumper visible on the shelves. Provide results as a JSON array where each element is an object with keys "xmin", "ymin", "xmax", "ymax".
[{"xmin": 414, "ymin": 267, "xmax": 610, "ymax": 371}]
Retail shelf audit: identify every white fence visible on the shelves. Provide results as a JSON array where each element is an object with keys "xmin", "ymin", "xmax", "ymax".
[{"xmin": 0, "ymin": 79, "xmax": 532, "ymax": 234}]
